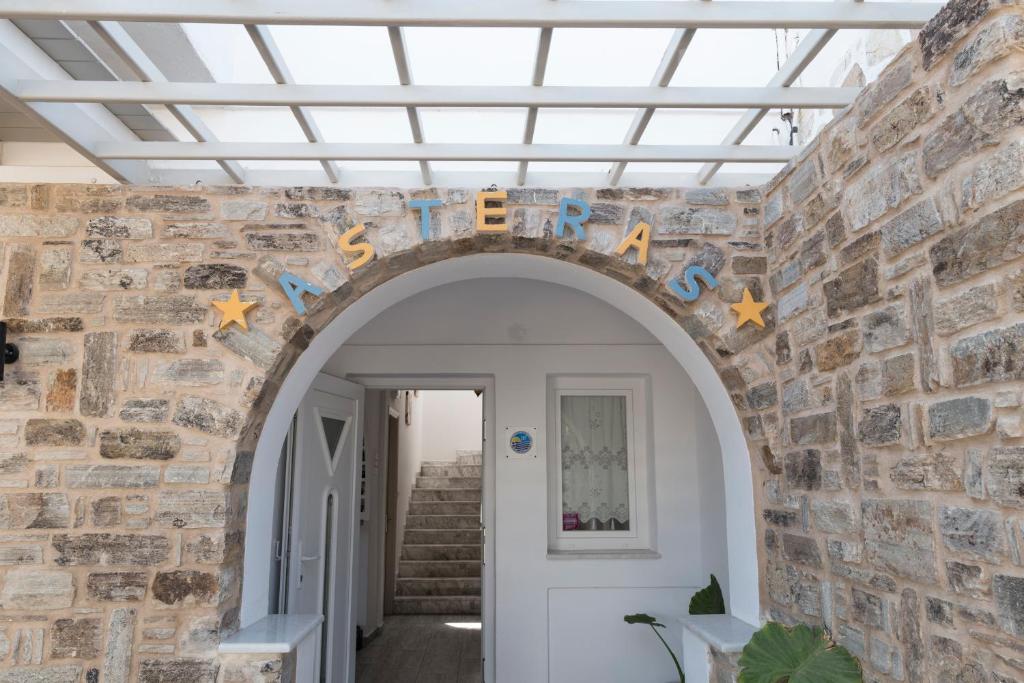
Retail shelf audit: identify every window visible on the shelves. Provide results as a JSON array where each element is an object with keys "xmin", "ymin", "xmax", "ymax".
[{"xmin": 548, "ymin": 376, "xmax": 654, "ymax": 554}]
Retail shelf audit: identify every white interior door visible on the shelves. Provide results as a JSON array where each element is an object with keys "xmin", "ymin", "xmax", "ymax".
[{"xmin": 288, "ymin": 373, "xmax": 364, "ymax": 683}]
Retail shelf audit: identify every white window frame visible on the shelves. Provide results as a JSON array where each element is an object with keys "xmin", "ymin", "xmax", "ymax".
[{"xmin": 547, "ymin": 375, "xmax": 654, "ymax": 554}]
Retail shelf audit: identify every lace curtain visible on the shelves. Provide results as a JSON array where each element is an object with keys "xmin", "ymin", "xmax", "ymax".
[{"xmin": 560, "ymin": 394, "xmax": 630, "ymax": 531}]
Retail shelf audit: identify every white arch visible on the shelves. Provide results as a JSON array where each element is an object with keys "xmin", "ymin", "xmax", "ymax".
[{"xmin": 240, "ymin": 253, "xmax": 759, "ymax": 627}]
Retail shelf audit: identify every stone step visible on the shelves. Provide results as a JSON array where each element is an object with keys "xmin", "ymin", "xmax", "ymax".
[
  {"xmin": 416, "ymin": 476, "xmax": 481, "ymax": 489},
  {"xmin": 392, "ymin": 595, "xmax": 481, "ymax": 615},
  {"xmin": 403, "ymin": 529, "xmax": 482, "ymax": 545},
  {"xmin": 456, "ymin": 450, "xmax": 482, "ymax": 466},
  {"xmin": 405, "ymin": 514, "xmax": 480, "ymax": 530},
  {"xmin": 401, "ymin": 544, "xmax": 482, "ymax": 561},
  {"xmin": 395, "ymin": 577, "xmax": 481, "ymax": 597},
  {"xmin": 408, "ymin": 501, "xmax": 480, "ymax": 516},
  {"xmin": 410, "ymin": 488, "xmax": 481, "ymax": 502},
  {"xmin": 420, "ymin": 464, "xmax": 482, "ymax": 478},
  {"xmin": 398, "ymin": 560, "xmax": 481, "ymax": 578}
]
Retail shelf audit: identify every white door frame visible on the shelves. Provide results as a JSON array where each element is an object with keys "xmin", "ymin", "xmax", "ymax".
[{"xmin": 354, "ymin": 375, "xmax": 496, "ymax": 683}]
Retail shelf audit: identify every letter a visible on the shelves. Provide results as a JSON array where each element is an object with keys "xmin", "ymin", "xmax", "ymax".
[
  {"xmin": 338, "ymin": 223, "xmax": 374, "ymax": 271},
  {"xmin": 556, "ymin": 197, "xmax": 590, "ymax": 239},
  {"xmin": 668, "ymin": 265, "xmax": 719, "ymax": 302},
  {"xmin": 279, "ymin": 272, "xmax": 324, "ymax": 316},
  {"xmin": 614, "ymin": 221, "xmax": 651, "ymax": 265}
]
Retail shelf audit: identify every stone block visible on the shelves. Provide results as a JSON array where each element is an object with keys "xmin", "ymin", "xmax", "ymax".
[
  {"xmin": 857, "ymin": 53, "xmax": 913, "ymax": 121},
  {"xmin": 879, "ymin": 197, "xmax": 945, "ymax": 257},
  {"xmin": 91, "ymin": 496, "xmax": 121, "ymax": 527},
  {"xmin": 881, "ymin": 353, "xmax": 916, "ymax": 396},
  {"xmin": 79, "ymin": 331, "xmax": 117, "ymax": 418},
  {"xmin": 163, "ymin": 222, "xmax": 229, "ymax": 239},
  {"xmin": 988, "ymin": 447, "xmax": 1024, "ymax": 508},
  {"xmin": 790, "ymin": 413, "xmax": 837, "ymax": 446},
  {"xmin": 961, "ymin": 138, "xmax": 1024, "ymax": 210},
  {"xmin": 152, "ymin": 358, "xmax": 225, "ymax": 386},
  {"xmin": 940, "ymin": 505, "xmax": 1005, "ymax": 562},
  {"xmin": 50, "ymin": 618, "xmax": 101, "ymax": 658},
  {"xmin": 221, "ymin": 199, "xmax": 267, "ymax": 221},
  {"xmin": 183, "ymin": 263, "xmax": 247, "ymax": 289},
  {"xmin": 587, "ymin": 203, "xmax": 625, "ymax": 224},
  {"xmin": 933, "ymin": 199, "xmax": 1024, "ymax": 287},
  {"xmin": 0, "ymin": 569, "xmax": 74, "ymax": 609},
  {"xmin": 936, "ymin": 285, "xmax": 998, "ymax": 339},
  {"xmin": 285, "ymin": 186, "xmax": 351, "ymax": 201},
  {"xmin": 39, "ymin": 244, "xmax": 72, "ymax": 290},
  {"xmin": 824, "ymin": 258, "xmax": 880, "ymax": 317},
  {"xmin": 245, "ymin": 232, "xmax": 321, "ymax": 251},
  {"xmin": 815, "ymin": 328, "xmax": 862, "ymax": 372},
  {"xmin": 87, "ymin": 572, "xmax": 147, "ymax": 601},
  {"xmin": 66, "ymin": 465, "xmax": 160, "ymax": 489},
  {"xmin": 113, "ymin": 295, "xmax": 207, "ymax": 324},
  {"xmin": 919, "ymin": 0, "xmax": 993, "ymax": 70},
  {"xmin": 0, "ymin": 493, "xmax": 70, "ymax": 528},
  {"xmin": 2, "ymin": 244, "xmax": 35, "ymax": 317},
  {"xmin": 951, "ymin": 13, "xmax": 1024, "ymax": 86},
  {"xmin": 812, "ymin": 500, "xmax": 856, "ymax": 533},
  {"xmin": 355, "ymin": 189, "xmax": 407, "ymax": 215},
  {"xmin": 951, "ymin": 322, "xmax": 1024, "ymax": 387},
  {"xmin": 79, "ymin": 267, "xmax": 148, "ymax": 290},
  {"xmin": 994, "ymin": 574, "xmax": 1024, "ymax": 636},
  {"xmin": 52, "ymin": 533, "xmax": 171, "ymax": 566},
  {"xmin": 25, "ymin": 418, "xmax": 85, "ymax": 446},
  {"xmin": 152, "ymin": 570, "xmax": 218, "ymax": 606},
  {"xmin": 87, "ymin": 217, "xmax": 153, "ymax": 239},
  {"xmin": 172, "ymin": 395, "xmax": 242, "ymax": 438},
  {"xmin": 890, "ymin": 452, "xmax": 962, "ymax": 491},
  {"xmin": 862, "ymin": 499, "xmax": 937, "ymax": 581},
  {"xmin": 126, "ymin": 194, "xmax": 212, "ymax": 216},
  {"xmin": 155, "ymin": 490, "xmax": 228, "ymax": 528},
  {"xmin": 657, "ymin": 206, "xmax": 736, "ymax": 235},
  {"xmin": 119, "ymin": 399, "xmax": 171, "ymax": 423},
  {"xmin": 99, "ymin": 429, "xmax": 180, "ymax": 460},
  {"xmin": 862, "ymin": 305, "xmax": 910, "ymax": 353},
  {"xmin": 784, "ymin": 449, "xmax": 821, "ymax": 490},
  {"xmin": 842, "ymin": 152, "xmax": 922, "ymax": 232},
  {"xmin": 213, "ymin": 326, "xmax": 283, "ymax": 370},
  {"xmin": 139, "ymin": 659, "xmax": 219, "ymax": 683},
  {"xmin": 923, "ymin": 77, "xmax": 1024, "ymax": 178},
  {"xmin": 104, "ymin": 607, "xmax": 137, "ymax": 683},
  {"xmin": 870, "ymin": 87, "xmax": 934, "ymax": 153},
  {"xmin": 928, "ymin": 396, "xmax": 992, "ymax": 441},
  {"xmin": 0, "ymin": 214, "xmax": 77, "ymax": 237},
  {"xmin": 0, "ymin": 667, "xmax": 81, "ymax": 683},
  {"xmin": 129, "ymin": 329, "xmax": 186, "ymax": 354},
  {"xmin": 782, "ymin": 533, "xmax": 822, "ymax": 568},
  {"xmin": 858, "ymin": 404, "xmax": 902, "ymax": 446}
]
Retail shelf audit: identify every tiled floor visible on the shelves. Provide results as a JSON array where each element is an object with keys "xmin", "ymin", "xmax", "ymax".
[{"xmin": 356, "ymin": 614, "xmax": 482, "ymax": 683}]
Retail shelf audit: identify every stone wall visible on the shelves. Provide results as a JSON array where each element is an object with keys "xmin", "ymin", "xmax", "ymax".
[
  {"xmin": 750, "ymin": 1, "xmax": 1024, "ymax": 680},
  {"xmin": 0, "ymin": 0, "xmax": 1019, "ymax": 680}
]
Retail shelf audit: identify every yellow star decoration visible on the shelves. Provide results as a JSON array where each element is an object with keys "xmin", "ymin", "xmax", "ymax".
[
  {"xmin": 212, "ymin": 289, "xmax": 258, "ymax": 331},
  {"xmin": 731, "ymin": 288, "xmax": 769, "ymax": 329}
]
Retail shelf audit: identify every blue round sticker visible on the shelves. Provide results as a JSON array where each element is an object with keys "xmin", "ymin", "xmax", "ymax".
[{"xmin": 509, "ymin": 430, "xmax": 533, "ymax": 455}]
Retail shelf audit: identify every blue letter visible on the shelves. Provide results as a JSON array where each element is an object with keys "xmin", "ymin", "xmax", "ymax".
[
  {"xmin": 409, "ymin": 199, "xmax": 443, "ymax": 240},
  {"xmin": 279, "ymin": 271, "xmax": 323, "ymax": 315},
  {"xmin": 556, "ymin": 197, "xmax": 590, "ymax": 239},
  {"xmin": 668, "ymin": 266, "xmax": 719, "ymax": 302}
]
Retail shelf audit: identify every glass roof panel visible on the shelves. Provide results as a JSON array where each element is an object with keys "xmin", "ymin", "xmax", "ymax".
[
  {"xmin": 532, "ymin": 109, "xmax": 636, "ymax": 145},
  {"xmin": 545, "ymin": 29, "xmax": 675, "ymax": 87},
  {"xmin": 311, "ymin": 108, "xmax": 414, "ymax": 143},
  {"xmin": 403, "ymin": 28, "xmax": 536, "ymax": 86},
  {"xmin": 193, "ymin": 107, "xmax": 307, "ymax": 143},
  {"xmin": 266, "ymin": 26, "xmax": 400, "ymax": 85},
  {"xmin": 671, "ymin": 29, "xmax": 786, "ymax": 87},
  {"xmin": 419, "ymin": 109, "xmax": 524, "ymax": 144},
  {"xmin": 181, "ymin": 24, "xmax": 274, "ymax": 83}
]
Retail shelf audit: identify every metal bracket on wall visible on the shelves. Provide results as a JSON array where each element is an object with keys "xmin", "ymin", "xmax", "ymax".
[{"xmin": 0, "ymin": 322, "xmax": 20, "ymax": 382}]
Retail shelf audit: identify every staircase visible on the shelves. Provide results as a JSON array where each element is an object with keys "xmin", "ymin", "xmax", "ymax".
[{"xmin": 394, "ymin": 450, "xmax": 482, "ymax": 615}]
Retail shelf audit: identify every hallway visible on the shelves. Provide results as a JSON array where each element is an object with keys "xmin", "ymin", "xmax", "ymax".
[{"xmin": 356, "ymin": 615, "xmax": 482, "ymax": 683}]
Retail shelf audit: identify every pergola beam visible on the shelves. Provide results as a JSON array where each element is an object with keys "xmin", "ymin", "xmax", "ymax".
[
  {"xmin": 388, "ymin": 26, "xmax": 432, "ymax": 185},
  {"xmin": 245, "ymin": 24, "xmax": 340, "ymax": 183},
  {"xmin": 0, "ymin": 20, "xmax": 149, "ymax": 183},
  {"xmin": 88, "ymin": 20, "xmax": 246, "ymax": 184},
  {"xmin": 517, "ymin": 27, "xmax": 554, "ymax": 186},
  {"xmin": 94, "ymin": 141, "xmax": 802, "ymax": 163},
  {"xmin": 14, "ymin": 81, "xmax": 862, "ymax": 109},
  {"xmin": 0, "ymin": 1, "xmax": 941, "ymax": 29}
]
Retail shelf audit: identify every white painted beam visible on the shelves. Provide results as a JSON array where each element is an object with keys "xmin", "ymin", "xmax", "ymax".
[
  {"xmin": 387, "ymin": 26, "xmax": 432, "ymax": 185},
  {"xmin": 245, "ymin": 24, "xmax": 340, "ymax": 183},
  {"xmin": 94, "ymin": 141, "xmax": 801, "ymax": 163},
  {"xmin": 0, "ymin": 1, "xmax": 941, "ymax": 29},
  {"xmin": 608, "ymin": 26, "xmax": 698, "ymax": 186},
  {"xmin": 0, "ymin": 19, "xmax": 149, "ymax": 183},
  {"xmin": 516, "ymin": 27, "xmax": 553, "ymax": 186},
  {"xmin": 88, "ymin": 20, "xmax": 246, "ymax": 184},
  {"xmin": 14, "ymin": 81, "xmax": 862, "ymax": 109}
]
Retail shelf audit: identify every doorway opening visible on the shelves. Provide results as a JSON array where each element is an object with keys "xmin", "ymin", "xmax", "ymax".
[{"xmin": 357, "ymin": 388, "xmax": 485, "ymax": 682}]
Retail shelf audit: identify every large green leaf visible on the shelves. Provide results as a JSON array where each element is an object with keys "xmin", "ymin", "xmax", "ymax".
[
  {"xmin": 738, "ymin": 623, "xmax": 863, "ymax": 683},
  {"xmin": 688, "ymin": 574, "xmax": 726, "ymax": 615},
  {"xmin": 623, "ymin": 613, "xmax": 664, "ymax": 627}
]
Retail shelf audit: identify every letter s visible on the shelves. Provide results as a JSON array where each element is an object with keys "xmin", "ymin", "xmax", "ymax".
[{"xmin": 667, "ymin": 265, "xmax": 719, "ymax": 302}]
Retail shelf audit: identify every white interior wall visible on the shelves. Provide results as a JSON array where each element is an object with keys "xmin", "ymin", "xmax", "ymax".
[
  {"xmin": 419, "ymin": 391, "xmax": 483, "ymax": 463},
  {"xmin": 328, "ymin": 278, "xmax": 727, "ymax": 683}
]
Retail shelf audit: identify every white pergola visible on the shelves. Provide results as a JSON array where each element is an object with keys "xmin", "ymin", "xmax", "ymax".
[{"xmin": 0, "ymin": 1, "xmax": 941, "ymax": 188}]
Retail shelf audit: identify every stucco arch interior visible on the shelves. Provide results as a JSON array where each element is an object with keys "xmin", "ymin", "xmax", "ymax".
[{"xmin": 241, "ymin": 253, "xmax": 759, "ymax": 628}]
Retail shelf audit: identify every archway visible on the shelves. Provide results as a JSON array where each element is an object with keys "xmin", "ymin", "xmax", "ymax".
[{"xmin": 238, "ymin": 250, "xmax": 760, "ymax": 633}]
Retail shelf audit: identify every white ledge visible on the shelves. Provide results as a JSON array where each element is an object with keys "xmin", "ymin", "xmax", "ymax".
[
  {"xmin": 219, "ymin": 614, "xmax": 323, "ymax": 654},
  {"xmin": 679, "ymin": 614, "xmax": 759, "ymax": 653},
  {"xmin": 546, "ymin": 548, "xmax": 661, "ymax": 560}
]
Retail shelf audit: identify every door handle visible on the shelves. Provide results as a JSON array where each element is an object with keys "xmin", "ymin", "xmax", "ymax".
[{"xmin": 301, "ymin": 553, "xmax": 320, "ymax": 562}]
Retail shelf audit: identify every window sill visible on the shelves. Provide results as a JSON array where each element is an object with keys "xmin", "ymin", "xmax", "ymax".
[{"xmin": 546, "ymin": 548, "xmax": 661, "ymax": 560}]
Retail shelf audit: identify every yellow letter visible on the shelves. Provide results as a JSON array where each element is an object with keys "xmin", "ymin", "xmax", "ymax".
[
  {"xmin": 476, "ymin": 190, "xmax": 508, "ymax": 232},
  {"xmin": 614, "ymin": 221, "xmax": 651, "ymax": 265},
  {"xmin": 338, "ymin": 223, "xmax": 374, "ymax": 270}
]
